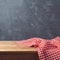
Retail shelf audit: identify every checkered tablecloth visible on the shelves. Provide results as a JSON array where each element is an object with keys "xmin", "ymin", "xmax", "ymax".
[{"xmin": 16, "ymin": 37, "xmax": 60, "ymax": 60}]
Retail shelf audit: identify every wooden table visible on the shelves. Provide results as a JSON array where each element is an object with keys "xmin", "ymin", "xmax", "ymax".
[{"xmin": 0, "ymin": 41, "xmax": 39, "ymax": 60}]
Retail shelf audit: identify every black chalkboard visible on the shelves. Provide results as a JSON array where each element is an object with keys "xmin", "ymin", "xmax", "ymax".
[{"xmin": 0, "ymin": 0, "xmax": 60, "ymax": 40}]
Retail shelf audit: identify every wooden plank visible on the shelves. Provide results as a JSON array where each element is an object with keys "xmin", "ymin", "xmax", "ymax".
[
  {"xmin": 0, "ymin": 41, "xmax": 37, "ymax": 51},
  {"xmin": 0, "ymin": 41, "xmax": 39, "ymax": 60}
]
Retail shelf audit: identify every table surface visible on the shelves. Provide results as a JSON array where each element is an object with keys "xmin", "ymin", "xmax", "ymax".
[{"xmin": 0, "ymin": 41, "xmax": 37, "ymax": 52}]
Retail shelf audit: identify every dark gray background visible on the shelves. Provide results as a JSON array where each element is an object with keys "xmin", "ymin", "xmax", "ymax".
[{"xmin": 0, "ymin": 0, "xmax": 60, "ymax": 40}]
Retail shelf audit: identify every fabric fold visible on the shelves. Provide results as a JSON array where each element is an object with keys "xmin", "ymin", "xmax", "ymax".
[{"xmin": 16, "ymin": 36, "xmax": 60, "ymax": 60}]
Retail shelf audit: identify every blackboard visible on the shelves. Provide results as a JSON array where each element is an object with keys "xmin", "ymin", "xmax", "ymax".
[{"xmin": 0, "ymin": 0, "xmax": 60, "ymax": 40}]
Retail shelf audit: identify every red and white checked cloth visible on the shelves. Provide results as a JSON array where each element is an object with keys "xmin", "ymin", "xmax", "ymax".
[{"xmin": 16, "ymin": 36, "xmax": 60, "ymax": 60}]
